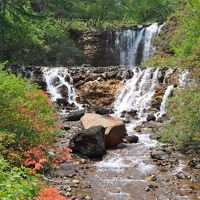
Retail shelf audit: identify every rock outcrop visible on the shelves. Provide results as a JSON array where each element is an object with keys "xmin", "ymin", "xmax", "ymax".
[
  {"xmin": 81, "ymin": 113, "xmax": 126, "ymax": 147},
  {"xmin": 77, "ymin": 79, "xmax": 121, "ymax": 107}
]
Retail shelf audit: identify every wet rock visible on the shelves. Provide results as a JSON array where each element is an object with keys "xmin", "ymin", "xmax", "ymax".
[
  {"xmin": 176, "ymin": 172, "xmax": 188, "ymax": 179},
  {"xmin": 81, "ymin": 113, "xmax": 126, "ymax": 147},
  {"xmin": 147, "ymin": 114, "xmax": 156, "ymax": 122},
  {"xmin": 56, "ymin": 98, "xmax": 69, "ymax": 106},
  {"xmin": 63, "ymin": 125, "xmax": 71, "ymax": 131},
  {"xmin": 116, "ymin": 71, "xmax": 123, "ymax": 80},
  {"xmin": 122, "ymin": 69, "xmax": 134, "ymax": 79},
  {"xmin": 64, "ymin": 74, "xmax": 71, "ymax": 83},
  {"xmin": 107, "ymin": 71, "xmax": 118, "ymax": 79},
  {"xmin": 58, "ymin": 85, "xmax": 69, "ymax": 98},
  {"xmin": 51, "ymin": 77, "xmax": 61, "ymax": 87},
  {"xmin": 123, "ymin": 135, "xmax": 139, "ymax": 143},
  {"xmin": 150, "ymin": 150, "xmax": 169, "ymax": 160},
  {"xmin": 69, "ymin": 125, "xmax": 106, "ymax": 158},
  {"xmin": 188, "ymin": 158, "xmax": 200, "ymax": 169},
  {"xmin": 94, "ymin": 107, "xmax": 112, "ymax": 115},
  {"xmin": 65, "ymin": 110, "xmax": 85, "ymax": 121},
  {"xmin": 85, "ymin": 196, "xmax": 92, "ymax": 200}
]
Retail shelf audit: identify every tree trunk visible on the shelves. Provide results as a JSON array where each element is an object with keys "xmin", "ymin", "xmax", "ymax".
[{"xmin": 2, "ymin": 0, "xmax": 6, "ymax": 16}]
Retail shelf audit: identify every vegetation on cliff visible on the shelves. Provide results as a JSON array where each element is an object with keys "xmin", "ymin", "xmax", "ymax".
[
  {"xmin": 0, "ymin": 0, "xmax": 180, "ymax": 65},
  {"xmin": 148, "ymin": 0, "xmax": 200, "ymax": 151}
]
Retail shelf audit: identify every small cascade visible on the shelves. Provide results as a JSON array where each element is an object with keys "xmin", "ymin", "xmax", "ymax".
[
  {"xmin": 109, "ymin": 23, "xmax": 162, "ymax": 66},
  {"xmin": 42, "ymin": 67, "xmax": 81, "ymax": 109},
  {"xmin": 155, "ymin": 85, "xmax": 174, "ymax": 119},
  {"xmin": 114, "ymin": 67, "xmax": 160, "ymax": 127},
  {"xmin": 113, "ymin": 67, "xmax": 189, "ymax": 129}
]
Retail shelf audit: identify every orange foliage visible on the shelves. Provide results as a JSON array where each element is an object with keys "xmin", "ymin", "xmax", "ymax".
[{"xmin": 34, "ymin": 187, "xmax": 71, "ymax": 200}]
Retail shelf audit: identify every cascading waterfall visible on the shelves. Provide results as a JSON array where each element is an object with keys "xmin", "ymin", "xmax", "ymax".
[
  {"xmin": 155, "ymin": 85, "xmax": 174, "ymax": 119},
  {"xmin": 42, "ymin": 67, "xmax": 81, "ymax": 109},
  {"xmin": 110, "ymin": 23, "xmax": 162, "ymax": 66},
  {"xmin": 114, "ymin": 68, "xmax": 189, "ymax": 130},
  {"xmin": 114, "ymin": 67, "xmax": 159, "ymax": 128}
]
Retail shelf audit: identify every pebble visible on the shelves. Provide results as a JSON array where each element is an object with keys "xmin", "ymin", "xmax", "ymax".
[
  {"xmin": 72, "ymin": 180, "xmax": 80, "ymax": 184},
  {"xmin": 85, "ymin": 196, "xmax": 92, "ymax": 200},
  {"xmin": 81, "ymin": 159, "xmax": 86, "ymax": 164},
  {"xmin": 66, "ymin": 192, "xmax": 72, "ymax": 197},
  {"xmin": 145, "ymin": 187, "xmax": 151, "ymax": 192},
  {"xmin": 115, "ymin": 187, "xmax": 122, "ymax": 193},
  {"xmin": 66, "ymin": 187, "xmax": 72, "ymax": 192}
]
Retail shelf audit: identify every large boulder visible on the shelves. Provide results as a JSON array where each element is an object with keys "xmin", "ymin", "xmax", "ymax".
[
  {"xmin": 69, "ymin": 126, "xmax": 106, "ymax": 158},
  {"xmin": 81, "ymin": 113, "xmax": 126, "ymax": 147}
]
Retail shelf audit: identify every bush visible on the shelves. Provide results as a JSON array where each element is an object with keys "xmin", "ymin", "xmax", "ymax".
[
  {"xmin": 35, "ymin": 187, "xmax": 72, "ymax": 200},
  {"xmin": 0, "ymin": 156, "xmax": 40, "ymax": 200},
  {"xmin": 161, "ymin": 85, "xmax": 200, "ymax": 151},
  {"xmin": 0, "ymin": 66, "xmax": 58, "ymax": 148}
]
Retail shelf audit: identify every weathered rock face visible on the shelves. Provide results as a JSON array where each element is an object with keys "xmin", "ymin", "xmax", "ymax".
[
  {"xmin": 78, "ymin": 31, "xmax": 118, "ymax": 67},
  {"xmin": 77, "ymin": 79, "xmax": 121, "ymax": 107},
  {"xmin": 81, "ymin": 113, "xmax": 126, "ymax": 147},
  {"xmin": 69, "ymin": 125, "xmax": 106, "ymax": 158}
]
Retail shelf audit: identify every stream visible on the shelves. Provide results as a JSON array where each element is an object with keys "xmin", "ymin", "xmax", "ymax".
[{"xmin": 38, "ymin": 23, "xmax": 200, "ymax": 200}]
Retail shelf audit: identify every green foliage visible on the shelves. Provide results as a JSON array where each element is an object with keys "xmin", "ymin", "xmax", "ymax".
[
  {"xmin": 161, "ymin": 85, "xmax": 200, "ymax": 151},
  {"xmin": 0, "ymin": 155, "xmax": 39, "ymax": 200},
  {"xmin": 148, "ymin": 0, "xmax": 200, "ymax": 68},
  {"xmin": 0, "ymin": 130, "xmax": 15, "ymax": 155},
  {"xmin": 0, "ymin": 64, "xmax": 59, "ymax": 152},
  {"xmin": 0, "ymin": 0, "xmax": 79, "ymax": 65}
]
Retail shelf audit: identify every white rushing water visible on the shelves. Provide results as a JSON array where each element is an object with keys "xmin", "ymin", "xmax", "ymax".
[
  {"xmin": 42, "ymin": 67, "xmax": 81, "ymax": 109},
  {"xmin": 113, "ymin": 23, "xmax": 162, "ymax": 66},
  {"xmin": 114, "ymin": 67, "xmax": 159, "ymax": 127},
  {"xmin": 155, "ymin": 85, "xmax": 174, "ymax": 119}
]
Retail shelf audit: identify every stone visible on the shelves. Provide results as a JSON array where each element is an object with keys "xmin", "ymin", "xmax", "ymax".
[
  {"xmin": 188, "ymin": 158, "xmax": 200, "ymax": 169},
  {"xmin": 150, "ymin": 150, "xmax": 169, "ymax": 160},
  {"xmin": 94, "ymin": 107, "xmax": 112, "ymax": 115},
  {"xmin": 81, "ymin": 113, "xmax": 126, "ymax": 147},
  {"xmin": 85, "ymin": 196, "xmax": 92, "ymax": 200},
  {"xmin": 58, "ymin": 85, "xmax": 69, "ymax": 98},
  {"xmin": 65, "ymin": 110, "xmax": 85, "ymax": 121},
  {"xmin": 147, "ymin": 114, "xmax": 156, "ymax": 122},
  {"xmin": 65, "ymin": 75, "xmax": 71, "ymax": 83},
  {"xmin": 69, "ymin": 125, "xmax": 106, "ymax": 158},
  {"xmin": 51, "ymin": 77, "xmax": 61, "ymax": 87},
  {"xmin": 123, "ymin": 135, "xmax": 139, "ymax": 143},
  {"xmin": 56, "ymin": 98, "xmax": 69, "ymax": 106}
]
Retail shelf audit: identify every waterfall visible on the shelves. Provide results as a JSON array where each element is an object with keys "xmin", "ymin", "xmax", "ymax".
[
  {"xmin": 155, "ymin": 85, "xmax": 174, "ymax": 119},
  {"xmin": 113, "ymin": 67, "xmax": 188, "ymax": 129},
  {"xmin": 114, "ymin": 68, "xmax": 160, "ymax": 128},
  {"xmin": 42, "ymin": 67, "xmax": 81, "ymax": 109},
  {"xmin": 112, "ymin": 23, "xmax": 162, "ymax": 67}
]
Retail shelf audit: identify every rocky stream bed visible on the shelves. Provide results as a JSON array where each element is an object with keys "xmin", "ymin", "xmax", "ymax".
[{"xmin": 26, "ymin": 65, "xmax": 200, "ymax": 200}]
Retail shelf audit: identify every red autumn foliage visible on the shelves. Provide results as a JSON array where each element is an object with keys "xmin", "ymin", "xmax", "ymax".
[
  {"xmin": 53, "ymin": 147, "xmax": 72, "ymax": 168},
  {"xmin": 10, "ymin": 144, "xmax": 72, "ymax": 173},
  {"xmin": 34, "ymin": 187, "xmax": 71, "ymax": 200}
]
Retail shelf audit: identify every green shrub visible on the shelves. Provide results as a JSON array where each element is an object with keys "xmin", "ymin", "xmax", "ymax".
[
  {"xmin": 161, "ymin": 85, "xmax": 200, "ymax": 151},
  {"xmin": 0, "ymin": 64, "xmax": 59, "ymax": 152},
  {"xmin": 0, "ymin": 156, "xmax": 40, "ymax": 200},
  {"xmin": 148, "ymin": 0, "xmax": 200, "ymax": 68}
]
